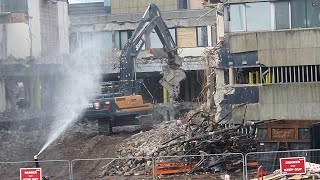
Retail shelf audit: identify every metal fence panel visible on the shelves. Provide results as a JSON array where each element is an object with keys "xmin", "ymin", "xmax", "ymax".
[
  {"xmin": 245, "ymin": 149, "xmax": 320, "ymax": 180},
  {"xmin": 0, "ymin": 160, "xmax": 71, "ymax": 179},
  {"xmin": 71, "ymin": 157, "xmax": 155, "ymax": 180},
  {"xmin": 155, "ymin": 153, "xmax": 245, "ymax": 180},
  {"xmin": 5, "ymin": 149, "xmax": 320, "ymax": 179}
]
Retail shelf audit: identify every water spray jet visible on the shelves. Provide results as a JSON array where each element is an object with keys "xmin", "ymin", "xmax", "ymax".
[{"xmin": 35, "ymin": 51, "xmax": 103, "ymax": 160}]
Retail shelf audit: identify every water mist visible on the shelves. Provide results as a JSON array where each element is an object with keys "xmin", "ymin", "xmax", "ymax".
[{"xmin": 37, "ymin": 47, "xmax": 104, "ymax": 156}]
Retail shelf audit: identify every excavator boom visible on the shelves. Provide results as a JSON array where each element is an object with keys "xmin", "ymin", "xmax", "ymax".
[{"xmin": 119, "ymin": 3, "xmax": 186, "ymax": 99}]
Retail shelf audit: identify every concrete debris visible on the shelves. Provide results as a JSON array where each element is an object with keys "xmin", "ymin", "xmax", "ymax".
[
  {"xmin": 153, "ymin": 102, "xmax": 196, "ymax": 123},
  {"xmin": 251, "ymin": 172, "xmax": 285, "ymax": 180},
  {"xmin": 102, "ymin": 110, "xmax": 256, "ymax": 177},
  {"xmin": 101, "ymin": 121, "xmax": 185, "ymax": 176}
]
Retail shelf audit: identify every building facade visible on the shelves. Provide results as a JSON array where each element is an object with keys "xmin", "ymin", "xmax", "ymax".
[
  {"xmin": 69, "ymin": 0, "xmax": 218, "ymax": 103},
  {"xmin": 0, "ymin": 0, "xmax": 69, "ymax": 112},
  {"xmin": 218, "ymin": 0, "xmax": 320, "ymax": 123}
]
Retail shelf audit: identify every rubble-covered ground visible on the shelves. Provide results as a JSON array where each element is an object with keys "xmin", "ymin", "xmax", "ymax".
[
  {"xmin": 102, "ymin": 110, "xmax": 255, "ymax": 179},
  {"xmin": 0, "ymin": 109, "xmax": 133, "ymax": 179},
  {"xmin": 0, "ymin": 109, "xmax": 254, "ymax": 179}
]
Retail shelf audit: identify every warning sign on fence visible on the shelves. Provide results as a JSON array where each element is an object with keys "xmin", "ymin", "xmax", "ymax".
[
  {"xmin": 20, "ymin": 168, "xmax": 42, "ymax": 180},
  {"xmin": 280, "ymin": 157, "xmax": 306, "ymax": 175}
]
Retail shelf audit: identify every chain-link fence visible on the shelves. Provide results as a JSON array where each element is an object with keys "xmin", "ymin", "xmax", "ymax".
[
  {"xmin": 245, "ymin": 149, "xmax": 320, "ymax": 179},
  {"xmin": 71, "ymin": 157, "xmax": 155, "ymax": 180},
  {"xmin": 155, "ymin": 153, "xmax": 245, "ymax": 180},
  {"xmin": 0, "ymin": 160, "xmax": 71, "ymax": 179}
]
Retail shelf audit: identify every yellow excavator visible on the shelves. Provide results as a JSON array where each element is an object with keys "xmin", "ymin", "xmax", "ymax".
[{"xmin": 84, "ymin": 3, "xmax": 186, "ymax": 134}]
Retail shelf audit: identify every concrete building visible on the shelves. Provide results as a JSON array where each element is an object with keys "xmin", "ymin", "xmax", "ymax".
[
  {"xmin": 218, "ymin": 0, "xmax": 320, "ymax": 124},
  {"xmin": 0, "ymin": 0, "xmax": 69, "ymax": 112},
  {"xmin": 69, "ymin": 0, "xmax": 219, "ymax": 103}
]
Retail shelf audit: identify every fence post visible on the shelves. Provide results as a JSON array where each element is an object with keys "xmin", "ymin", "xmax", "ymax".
[
  {"xmin": 70, "ymin": 160, "xmax": 74, "ymax": 180},
  {"xmin": 245, "ymin": 153, "xmax": 249, "ymax": 180},
  {"xmin": 152, "ymin": 157, "xmax": 157, "ymax": 180},
  {"xmin": 242, "ymin": 153, "xmax": 246, "ymax": 180}
]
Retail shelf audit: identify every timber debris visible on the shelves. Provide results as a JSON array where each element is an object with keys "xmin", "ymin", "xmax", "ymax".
[{"xmin": 101, "ymin": 110, "xmax": 256, "ymax": 177}]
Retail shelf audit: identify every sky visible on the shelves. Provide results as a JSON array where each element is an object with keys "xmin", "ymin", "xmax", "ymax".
[{"xmin": 69, "ymin": 0, "xmax": 104, "ymax": 4}]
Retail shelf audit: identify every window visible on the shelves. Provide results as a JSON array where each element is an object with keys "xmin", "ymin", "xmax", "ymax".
[
  {"xmin": 306, "ymin": 0, "xmax": 320, "ymax": 27},
  {"xmin": 229, "ymin": 0, "xmax": 320, "ymax": 32},
  {"xmin": 246, "ymin": 2, "xmax": 271, "ymax": 31},
  {"xmin": 178, "ymin": 0, "xmax": 188, "ymax": 10},
  {"xmin": 1, "ymin": 0, "xmax": 27, "ymax": 12},
  {"xmin": 104, "ymin": 0, "xmax": 111, "ymax": 14},
  {"xmin": 150, "ymin": 29, "xmax": 176, "ymax": 48},
  {"xmin": 81, "ymin": 33, "xmax": 91, "ymax": 49},
  {"xmin": 211, "ymin": 26, "xmax": 217, "ymax": 46},
  {"xmin": 230, "ymin": 3, "xmax": 272, "ymax": 32},
  {"xmin": 69, "ymin": 33, "xmax": 78, "ymax": 53},
  {"xmin": 115, "ymin": 30, "xmax": 148, "ymax": 50},
  {"xmin": 80, "ymin": 32, "xmax": 113, "ymax": 52},
  {"xmin": 120, "ymin": 31, "xmax": 130, "ymax": 50},
  {"xmin": 291, "ymin": 0, "xmax": 307, "ymax": 28},
  {"xmin": 275, "ymin": 1, "xmax": 290, "ymax": 29},
  {"xmin": 95, "ymin": 32, "xmax": 113, "ymax": 51},
  {"xmin": 197, "ymin": 27, "xmax": 208, "ymax": 47},
  {"xmin": 291, "ymin": 0, "xmax": 320, "ymax": 28},
  {"xmin": 115, "ymin": 30, "xmax": 133, "ymax": 50},
  {"xmin": 230, "ymin": 4, "xmax": 245, "ymax": 32}
]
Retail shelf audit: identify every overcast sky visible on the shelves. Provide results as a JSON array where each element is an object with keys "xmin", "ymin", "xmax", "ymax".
[{"xmin": 69, "ymin": 0, "xmax": 104, "ymax": 4}]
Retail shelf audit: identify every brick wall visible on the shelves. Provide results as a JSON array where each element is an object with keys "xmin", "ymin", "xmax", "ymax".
[{"xmin": 39, "ymin": 0, "xmax": 59, "ymax": 57}]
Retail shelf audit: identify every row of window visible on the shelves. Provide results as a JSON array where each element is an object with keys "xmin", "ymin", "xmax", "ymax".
[
  {"xmin": 71, "ymin": 0, "xmax": 189, "ymax": 10},
  {"xmin": 71, "ymin": 26, "xmax": 214, "ymax": 53},
  {"xmin": 1, "ymin": 0, "xmax": 27, "ymax": 13},
  {"xmin": 229, "ymin": 0, "xmax": 320, "ymax": 32}
]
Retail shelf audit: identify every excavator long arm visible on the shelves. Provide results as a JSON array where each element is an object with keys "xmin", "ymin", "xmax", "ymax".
[{"xmin": 119, "ymin": 3, "xmax": 186, "ymax": 99}]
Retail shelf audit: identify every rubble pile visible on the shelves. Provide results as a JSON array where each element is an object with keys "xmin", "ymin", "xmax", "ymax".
[
  {"xmin": 99, "ymin": 121, "xmax": 186, "ymax": 177},
  {"xmin": 102, "ymin": 111, "xmax": 256, "ymax": 177},
  {"xmin": 117, "ymin": 121, "xmax": 186, "ymax": 158}
]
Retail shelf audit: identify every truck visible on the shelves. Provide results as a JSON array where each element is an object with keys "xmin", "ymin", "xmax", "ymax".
[{"xmin": 83, "ymin": 3, "xmax": 186, "ymax": 134}]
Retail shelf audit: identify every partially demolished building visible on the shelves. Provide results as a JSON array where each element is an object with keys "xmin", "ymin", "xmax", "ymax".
[
  {"xmin": 0, "ymin": 0, "xmax": 69, "ymax": 112},
  {"xmin": 69, "ymin": 0, "xmax": 218, "ymax": 103},
  {"xmin": 0, "ymin": 0, "xmax": 218, "ymax": 112},
  {"xmin": 218, "ymin": 0, "xmax": 320, "ymax": 149},
  {"xmin": 219, "ymin": 0, "xmax": 320, "ymax": 122}
]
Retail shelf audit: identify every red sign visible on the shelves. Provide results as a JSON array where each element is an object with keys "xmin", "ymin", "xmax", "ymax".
[
  {"xmin": 20, "ymin": 168, "xmax": 42, "ymax": 180},
  {"xmin": 280, "ymin": 157, "xmax": 306, "ymax": 175}
]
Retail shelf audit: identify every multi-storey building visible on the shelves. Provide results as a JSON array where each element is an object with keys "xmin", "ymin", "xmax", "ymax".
[
  {"xmin": 0, "ymin": 0, "xmax": 69, "ymax": 111},
  {"xmin": 218, "ymin": 0, "xmax": 320, "ymax": 125},
  {"xmin": 69, "ymin": 0, "xmax": 219, "ymax": 103}
]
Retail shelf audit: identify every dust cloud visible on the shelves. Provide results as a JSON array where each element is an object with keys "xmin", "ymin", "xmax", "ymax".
[{"xmin": 37, "ymin": 41, "xmax": 105, "ymax": 156}]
